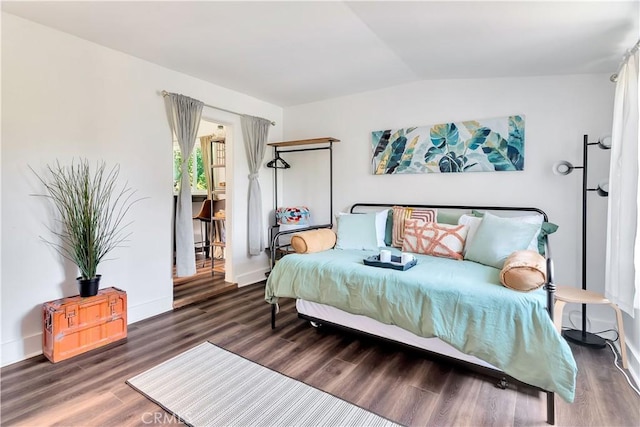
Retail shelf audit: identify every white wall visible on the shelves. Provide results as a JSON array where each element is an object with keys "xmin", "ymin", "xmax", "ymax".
[
  {"xmin": 283, "ymin": 74, "xmax": 640, "ymax": 381},
  {"xmin": 1, "ymin": 13, "xmax": 281, "ymax": 366}
]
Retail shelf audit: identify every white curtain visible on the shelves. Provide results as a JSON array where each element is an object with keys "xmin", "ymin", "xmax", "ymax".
[
  {"xmin": 166, "ymin": 93, "xmax": 204, "ymax": 277},
  {"xmin": 200, "ymin": 135, "xmax": 213, "ymax": 201},
  {"xmin": 241, "ymin": 115, "xmax": 271, "ymax": 256},
  {"xmin": 606, "ymin": 47, "xmax": 640, "ymax": 316}
]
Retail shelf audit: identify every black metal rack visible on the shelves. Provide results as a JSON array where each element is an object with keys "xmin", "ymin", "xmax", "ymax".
[{"xmin": 266, "ymin": 137, "xmax": 339, "ymax": 269}]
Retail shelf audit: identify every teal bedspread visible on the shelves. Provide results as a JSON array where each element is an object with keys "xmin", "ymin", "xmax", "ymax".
[{"xmin": 265, "ymin": 249, "xmax": 577, "ymax": 402}]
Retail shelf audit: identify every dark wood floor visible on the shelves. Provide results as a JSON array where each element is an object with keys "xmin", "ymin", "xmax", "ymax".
[
  {"xmin": 173, "ymin": 256, "xmax": 235, "ymax": 308},
  {"xmin": 2, "ymin": 283, "xmax": 638, "ymax": 426}
]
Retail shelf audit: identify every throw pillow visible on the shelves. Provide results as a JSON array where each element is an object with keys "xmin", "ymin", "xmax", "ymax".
[
  {"xmin": 402, "ymin": 219, "xmax": 469, "ymax": 260},
  {"xmin": 500, "ymin": 250, "xmax": 547, "ymax": 292},
  {"xmin": 471, "ymin": 210, "xmax": 544, "ymax": 252},
  {"xmin": 335, "ymin": 212, "xmax": 379, "ymax": 250},
  {"xmin": 537, "ymin": 221, "xmax": 559, "ymax": 256},
  {"xmin": 458, "ymin": 214, "xmax": 483, "ymax": 256},
  {"xmin": 384, "ymin": 209, "xmax": 393, "ymax": 246},
  {"xmin": 291, "ymin": 229, "xmax": 337, "ymax": 254},
  {"xmin": 464, "ymin": 212, "xmax": 541, "ymax": 269},
  {"xmin": 375, "ymin": 209, "xmax": 391, "ymax": 247},
  {"xmin": 338, "ymin": 210, "xmax": 389, "ymax": 248},
  {"xmin": 392, "ymin": 206, "xmax": 437, "ymax": 248},
  {"xmin": 437, "ymin": 210, "xmax": 464, "ymax": 225}
]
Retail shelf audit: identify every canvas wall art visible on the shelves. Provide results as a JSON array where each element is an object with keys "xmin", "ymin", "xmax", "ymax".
[{"xmin": 371, "ymin": 115, "xmax": 525, "ymax": 175}]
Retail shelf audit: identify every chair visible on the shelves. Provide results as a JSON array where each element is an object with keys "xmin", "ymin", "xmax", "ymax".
[
  {"xmin": 193, "ymin": 199, "xmax": 212, "ymax": 266},
  {"xmin": 554, "ymin": 285, "xmax": 628, "ymax": 369}
]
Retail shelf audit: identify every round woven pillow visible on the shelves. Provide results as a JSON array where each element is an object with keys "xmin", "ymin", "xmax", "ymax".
[
  {"xmin": 290, "ymin": 229, "xmax": 336, "ymax": 254},
  {"xmin": 500, "ymin": 250, "xmax": 547, "ymax": 292}
]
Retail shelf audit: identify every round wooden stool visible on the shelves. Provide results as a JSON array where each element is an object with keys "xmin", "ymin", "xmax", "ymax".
[{"xmin": 554, "ymin": 285, "xmax": 628, "ymax": 369}]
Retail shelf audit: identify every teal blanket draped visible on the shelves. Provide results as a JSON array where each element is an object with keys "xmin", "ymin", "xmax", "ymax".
[{"xmin": 265, "ymin": 249, "xmax": 577, "ymax": 402}]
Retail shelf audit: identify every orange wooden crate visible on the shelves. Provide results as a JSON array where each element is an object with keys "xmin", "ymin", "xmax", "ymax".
[{"xmin": 43, "ymin": 287, "xmax": 127, "ymax": 363}]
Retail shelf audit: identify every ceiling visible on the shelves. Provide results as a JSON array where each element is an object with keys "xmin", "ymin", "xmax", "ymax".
[{"xmin": 2, "ymin": 1, "xmax": 638, "ymax": 107}]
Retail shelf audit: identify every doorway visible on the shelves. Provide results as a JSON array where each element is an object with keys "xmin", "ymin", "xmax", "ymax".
[{"xmin": 172, "ymin": 118, "xmax": 236, "ymax": 308}]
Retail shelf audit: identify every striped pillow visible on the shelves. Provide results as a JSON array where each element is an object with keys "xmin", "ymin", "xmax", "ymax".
[
  {"xmin": 402, "ymin": 219, "xmax": 469, "ymax": 260},
  {"xmin": 391, "ymin": 206, "xmax": 437, "ymax": 248}
]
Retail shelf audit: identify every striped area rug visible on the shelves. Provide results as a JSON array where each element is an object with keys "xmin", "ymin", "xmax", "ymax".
[{"xmin": 127, "ymin": 342, "xmax": 398, "ymax": 427}]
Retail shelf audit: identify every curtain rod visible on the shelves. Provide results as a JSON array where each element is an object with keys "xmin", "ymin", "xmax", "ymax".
[
  {"xmin": 162, "ymin": 90, "xmax": 276, "ymax": 126},
  {"xmin": 610, "ymin": 39, "xmax": 640, "ymax": 83}
]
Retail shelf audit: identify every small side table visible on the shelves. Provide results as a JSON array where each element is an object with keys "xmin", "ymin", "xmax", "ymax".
[{"xmin": 554, "ymin": 285, "xmax": 628, "ymax": 369}]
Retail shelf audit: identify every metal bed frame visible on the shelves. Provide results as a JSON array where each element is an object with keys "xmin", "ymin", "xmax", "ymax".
[{"xmin": 269, "ymin": 203, "xmax": 557, "ymax": 424}]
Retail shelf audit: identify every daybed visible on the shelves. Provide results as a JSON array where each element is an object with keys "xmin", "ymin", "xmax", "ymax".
[{"xmin": 265, "ymin": 203, "xmax": 577, "ymax": 425}]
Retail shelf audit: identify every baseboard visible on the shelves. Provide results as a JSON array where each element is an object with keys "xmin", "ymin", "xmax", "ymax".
[
  {"xmin": 128, "ymin": 296, "xmax": 174, "ymax": 323},
  {"xmin": 1, "ymin": 297, "xmax": 173, "ymax": 368},
  {"xmin": 236, "ymin": 268, "xmax": 270, "ymax": 287},
  {"xmin": 625, "ymin": 340, "xmax": 640, "ymax": 387},
  {"xmin": 1, "ymin": 333, "xmax": 43, "ymax": 368}
]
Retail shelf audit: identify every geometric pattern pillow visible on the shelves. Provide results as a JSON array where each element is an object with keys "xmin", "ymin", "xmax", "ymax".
[
  {"xmin": 391, "ymin": 206, "xmax": 437, "ymax": 248},
  {"xmin": 402, "ymin": 219, "xmax": 469, "ymax": 260}
]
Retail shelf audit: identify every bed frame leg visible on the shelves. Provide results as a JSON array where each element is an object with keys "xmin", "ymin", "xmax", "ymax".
[
  {"xmin": 546, "ymin": 392, "xmax": 555, "ymax": 425},
  {"xmin": 271, "ymin": 304, "xmax": 276, "ymax": 329}
]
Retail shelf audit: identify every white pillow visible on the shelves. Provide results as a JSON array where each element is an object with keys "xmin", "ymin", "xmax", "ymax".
[
  {"xmin": 458, "ymin": 214, "xmax": 482, "ymax": 256},
  {"xmin": 375, "ymin": 209, "xmax": 390, "ymax": 247}
]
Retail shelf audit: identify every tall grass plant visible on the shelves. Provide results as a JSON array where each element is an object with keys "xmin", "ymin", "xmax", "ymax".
[{"xmin": 32, "ymin": 159, "xmax": 139, "ymax": 280}]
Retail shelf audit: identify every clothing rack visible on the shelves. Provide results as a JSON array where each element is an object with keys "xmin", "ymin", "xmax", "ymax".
[
  {"xmin": 266, "ymin": 137, "xmax": 339, "ymax": 269},
  {"xmin": 161, "ymin": 90, "xmax": 276, "ymax": 125}
]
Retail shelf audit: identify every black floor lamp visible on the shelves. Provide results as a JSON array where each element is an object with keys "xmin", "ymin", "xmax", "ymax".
[{"xmin": 553, "ymin": 134, "xmax": 611, "ymax": 348}]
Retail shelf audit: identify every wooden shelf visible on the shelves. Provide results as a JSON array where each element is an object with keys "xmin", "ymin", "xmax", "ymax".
[{"xmin": 268, "ymin": 137, "xmax": 340, "ymax": 147}]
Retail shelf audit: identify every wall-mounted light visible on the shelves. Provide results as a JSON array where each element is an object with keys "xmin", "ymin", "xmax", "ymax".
[{"xmin": 554, "ymin": 134, "xmax": 611, "ymax": 349}]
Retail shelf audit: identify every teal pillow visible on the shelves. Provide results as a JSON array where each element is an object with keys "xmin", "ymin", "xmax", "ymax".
[
  {"xmin": 437, "ymin": 210, "xmax": 464, "ymax": 225},
  {"xmin": 465, "ymin": 212, "xmax": 541, "ymax": 269},
  {"xmin": 384, "ymin": 209, "xmax": 393, "ymax": 246},
  {"xmin": 472, "ymin": 209, "xmax": 556, "ymax": 255},
  {"xmin": 538, "ymin": 222, "xmax": 559, "ymax": 256},
  {"xmin": 335, "ymin": 213, "xmax": 379, "ymax": 250}
]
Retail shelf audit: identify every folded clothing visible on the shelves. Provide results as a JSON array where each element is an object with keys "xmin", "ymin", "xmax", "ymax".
[{"xmin": 291, "ymin": 229, "xmax": 336, "ymax": 254}]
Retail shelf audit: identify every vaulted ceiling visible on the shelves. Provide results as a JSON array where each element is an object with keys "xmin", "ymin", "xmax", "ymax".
[{"xmin": 2, "ymin": 1, "xmax": 638, "ymax": 106}]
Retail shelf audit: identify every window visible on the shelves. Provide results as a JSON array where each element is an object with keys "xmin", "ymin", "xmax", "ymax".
[{"xmin": 173, "ymin": 142, "xmax": 207, "ymax": 194}]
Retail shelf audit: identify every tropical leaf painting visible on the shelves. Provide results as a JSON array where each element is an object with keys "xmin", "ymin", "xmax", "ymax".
[{"xmin": 371, "ymin": 115, "xmax": 525, "ymax": 174}]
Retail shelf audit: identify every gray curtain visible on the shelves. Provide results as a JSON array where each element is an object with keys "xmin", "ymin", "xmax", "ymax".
[
  {"xmin": 241, "ymin": 115, "xmax": 271, "ymax": 255},
  {"xmin": 166, "ymin": 93, "xmax": 204, "ymax": 276}
]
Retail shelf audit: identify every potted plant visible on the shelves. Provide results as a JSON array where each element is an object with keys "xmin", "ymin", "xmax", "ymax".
[{"xmin": 32, "ymin": 159, "xmax": 140, "ymax": 297}]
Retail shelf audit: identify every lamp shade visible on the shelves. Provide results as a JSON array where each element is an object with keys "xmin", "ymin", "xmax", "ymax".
[
  {"xmin": 598, "ymin": 135, "xmax": 612, "ymax": 150},
  {"xmin": 553, "ymin": 160, "xmax": 574, "ymax": 176},
  {"xmin": 596, "ymin": 180, "xmax": 609, "ymax": 197}
]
